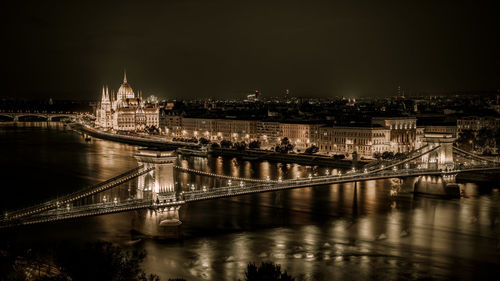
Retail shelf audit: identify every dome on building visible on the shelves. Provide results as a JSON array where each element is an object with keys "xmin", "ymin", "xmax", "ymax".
[{"xmin": 117, "ymin": 72, "xmax": 135, "ymax": 100}]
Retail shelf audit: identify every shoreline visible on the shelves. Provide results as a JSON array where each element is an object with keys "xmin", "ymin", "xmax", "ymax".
[{"xmin": 71, "ymin": 123, "xmax": 364, "ymax": 168}]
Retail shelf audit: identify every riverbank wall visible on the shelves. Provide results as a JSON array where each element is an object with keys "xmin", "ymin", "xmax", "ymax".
[
  {"xmin": 72, "ymin": 123, "xmax": 366, "ymax": 168},
  {"xmin": 72, "ymin": 123, "xmax": 196, "ymax": 150}
]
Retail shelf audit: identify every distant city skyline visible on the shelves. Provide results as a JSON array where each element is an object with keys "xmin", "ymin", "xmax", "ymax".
[{"xmin": 2, "ymin": 0, "xmax": 500, "ymax": 100}]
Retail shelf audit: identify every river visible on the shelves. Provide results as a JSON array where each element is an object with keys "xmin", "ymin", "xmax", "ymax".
[{"xmin": 1, "ymin": 123, "xmax": 500, "ymax": 281}]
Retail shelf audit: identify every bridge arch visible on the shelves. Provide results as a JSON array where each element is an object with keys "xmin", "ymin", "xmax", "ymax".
[
  {"xmin": 16, "ymin": 114, "xmax": 49, "ymax": 121},
  {"xmin": 0, "ymin": 113, "xmax": 14, "ymax": 121}
]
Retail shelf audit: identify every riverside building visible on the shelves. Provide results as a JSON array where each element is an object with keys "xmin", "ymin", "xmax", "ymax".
[{"xmin": 96, "ymin": 72, "xmax": 159, "ymax": 132}]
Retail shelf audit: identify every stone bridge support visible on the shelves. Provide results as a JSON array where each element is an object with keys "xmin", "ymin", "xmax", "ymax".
[
  {"xmin": 134, "ymin": 153, "xmax": 180, "ymax": 238},
  {"xmin": 413, "ymin": 174, "xmax": 460, "ymax": 198},
  {"xmin": 131, "ymin": 206, "xmax": 183, "ymax": 239}
]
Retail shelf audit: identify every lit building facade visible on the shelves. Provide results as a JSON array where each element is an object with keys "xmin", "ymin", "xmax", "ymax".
[
  {"xmin": 178, "ymin": 118, "xmax": 257, "ymax": 142},
  {"xmin": 316, "ymin": 126, "xmax": 390, "ymax": 157},
  {"xmin": 279, "ymin": 123, "xmax": 321, "ymax": 150},
  {"xmin": 96, "ymin": 72, "xmax": 159, "ymax": 131},
  {"xmin": 371, "ymin": 117, "xmax": 417, "ymax": 153},
  {"xmin": 257, "ymin": 121, "xmax": 281, "ymax": 145},
  {"xmin": 457, "ymin": 116, "xmax": 500, "ymax": 133}
]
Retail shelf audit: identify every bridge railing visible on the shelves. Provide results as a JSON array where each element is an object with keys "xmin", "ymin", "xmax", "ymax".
[
  {"xmin": 5, "ymin": 163, "xmax": 500, "ymax": 228},
  {"xmin": 452, "ymin": 147, "xmax": 500, "ymax": 164},
  {"xmin": 1, "ymin": 199, "xmax": 154, "ymax": 227},
  {"xmin": 180, "ymin": 167, "xmax": 450, "ymax": 202},
  {"xmin": 363, "ymin": 145, "xmax": 430, "ymax": 170},
  {"xmin": 3, "ymin": 165, "xmax": 149, "ymax": 221}
]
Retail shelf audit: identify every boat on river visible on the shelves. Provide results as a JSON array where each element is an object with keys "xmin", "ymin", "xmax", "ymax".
[{"xmin": 176, "ymin": 147, "xmax": 209, "ymax": 157}]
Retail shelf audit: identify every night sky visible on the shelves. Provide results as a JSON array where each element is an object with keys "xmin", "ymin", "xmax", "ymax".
[{"xmin": 2, "ymin": 0, "xmax": 499, "ymax": 100}]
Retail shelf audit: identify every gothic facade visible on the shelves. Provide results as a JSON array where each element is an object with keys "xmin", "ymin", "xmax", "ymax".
[{"xmin": 96, "ymin": 72, "xmax": 159, "ymax": 131}]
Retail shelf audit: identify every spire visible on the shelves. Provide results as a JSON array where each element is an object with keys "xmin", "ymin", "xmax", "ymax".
[
  {"xmin": 101, "ymin": 86, "xmax": 106, "ymax": 102},
  {"xmin": 123, "ymin": 70, "xmax": 127, "ymax": 84},
  {"xmin": 105, "ymin": 86, "xmax": 110, "ymax": 102}
]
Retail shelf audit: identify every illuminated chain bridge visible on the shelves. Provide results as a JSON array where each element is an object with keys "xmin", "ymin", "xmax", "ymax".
[{"xmin": 2, "ymin": 137, "xmax": 500, "ymax": 229}]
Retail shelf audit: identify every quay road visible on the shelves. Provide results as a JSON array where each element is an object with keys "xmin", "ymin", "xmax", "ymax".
[
  {"xmin": 75, "ymin": 123, "xmax": 200, "ymax": 150},
  {"xmin": 74, "ymin": 123, "xmax": 363, "ymax": 168}
]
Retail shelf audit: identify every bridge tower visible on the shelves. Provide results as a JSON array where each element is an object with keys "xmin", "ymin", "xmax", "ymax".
[
  {"xmin": 133, "ymin": 150, "xmax": 182, "ymax": 238},
  {"xmin": 421, "ymin": 133, "xmax": 456, "ymax": 170}
]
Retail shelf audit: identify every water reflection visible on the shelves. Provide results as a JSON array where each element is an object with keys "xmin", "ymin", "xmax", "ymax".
[{"xmin": 2, "ymin": 124, "xmax": 500, "ymax": 280}]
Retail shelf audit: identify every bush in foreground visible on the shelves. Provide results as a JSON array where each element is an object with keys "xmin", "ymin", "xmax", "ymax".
[{"xmin": 241, "ymin": 262, "xmax": 295, "ymax": 281}]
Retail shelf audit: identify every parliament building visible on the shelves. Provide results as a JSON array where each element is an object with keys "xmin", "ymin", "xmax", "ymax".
[{"xmin": 96, "ymin": 72, "xmax": 159, "ymax": 131}]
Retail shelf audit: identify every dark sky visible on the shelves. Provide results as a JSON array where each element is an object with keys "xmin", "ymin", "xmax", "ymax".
[{"xmin": 1, "ymin": 0, "xmax": 499, "ymax": 100}]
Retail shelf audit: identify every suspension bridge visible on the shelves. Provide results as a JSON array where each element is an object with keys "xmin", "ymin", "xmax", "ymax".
[{"xmin": 2, "ymin": 137, "xmax": 500, "ymax": 229}]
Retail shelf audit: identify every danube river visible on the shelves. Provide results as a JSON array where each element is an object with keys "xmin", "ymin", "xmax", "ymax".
[{"xmin": 2, "ymin": 123, "xmax": 500, "ymax": 281}]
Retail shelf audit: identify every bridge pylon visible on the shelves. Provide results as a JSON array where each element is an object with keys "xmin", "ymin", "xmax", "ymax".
[{"xmin": 422, "ymin": 133, "xmax": 456, "ymax": 170}]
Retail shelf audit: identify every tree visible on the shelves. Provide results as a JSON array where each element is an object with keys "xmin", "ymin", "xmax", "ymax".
[
  {"xmin": 373, "ymin": 152, "xmax": 382, "ymax": 159},
  {"xmin": 381, "ymin": 151, "xmax": 394, "ymax": 160},
  {"xmin": 220, "ymin": 140, "xmax": 233, "ymax": 148},
  {"xmin": 394, "ymin": 152, "xmax": 405, "ymax": 160},
  {"xmin": 476, "ymin": 128, "xmax": 495, "ymax": 151},
  {"xmin": 280, "ymin": 137, "xmax": 291, "ymax": 146},
  {"xmin": 241, "ymin": 262, "xmax": 295, "ymax": 281},
  {"xmin": 248, "ymin": 140, "xmax": 261, "ymax": 149},
  {"xmin": 210, "ymin": 142, "xmax": 220, "ymax": 149},
  {"xmin": 53, "ymin": 242, "xmax": 159, "ymax": 281},
  {"xmin": 456, "ymin": 129, "xmax": 475, "ymax": 151},
  {"xmin": 234, "ymin": 141, "xmax": 247, "ymax": 151},
  {"xmin": 304, "ymin": 145, "xmax": 319, "ymax": 154},
  {"xmin": 198, "ymin": 137, "xmax": 210, "ymax": 145},
  {"xmin": 275, "ymin": 137, "xmax": 294, "ymax": 153}
]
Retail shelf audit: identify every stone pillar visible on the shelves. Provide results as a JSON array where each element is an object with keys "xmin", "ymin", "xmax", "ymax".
[
  {"xmin": 131, "ymin": 206, "xmax": 183, "ymax": 239},
  {"xmin": 414, "ymin": 175, "xmax": 460, "ymax": 198}
]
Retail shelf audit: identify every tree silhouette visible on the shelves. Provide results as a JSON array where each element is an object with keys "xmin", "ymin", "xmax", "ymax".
[{"xmin": 240, "ymin": 262, "xmax": 295, "ymax": 281}]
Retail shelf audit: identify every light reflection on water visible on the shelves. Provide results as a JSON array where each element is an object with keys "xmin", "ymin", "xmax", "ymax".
[{"xmin": 1, "ymin": 123, "xmax": 500, "ymax": 280}]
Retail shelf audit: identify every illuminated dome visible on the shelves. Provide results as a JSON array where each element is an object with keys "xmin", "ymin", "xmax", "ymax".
[{"xmin": 117, "ymin": 72, "xmax": 135, "ymax": 100}]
